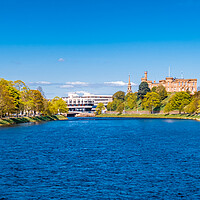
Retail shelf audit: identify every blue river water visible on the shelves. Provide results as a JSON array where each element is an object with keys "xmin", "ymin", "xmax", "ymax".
[{"xmin": 0, "ymin": 117, "xmax": 200, "ymax": 199}]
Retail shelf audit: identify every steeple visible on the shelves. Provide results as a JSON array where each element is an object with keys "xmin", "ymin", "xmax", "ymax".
[{"xmin": 127, "ymin": 74, "xmax": 132, "ymax": 93}]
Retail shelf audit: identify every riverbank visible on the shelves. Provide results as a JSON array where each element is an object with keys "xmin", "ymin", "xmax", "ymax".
[
  {"xmin": 0, "ymin": 115, "xmax": 67, "ymax": 127},
  {"xmin": 97, "ymin": 113, "xmax": 200, "ymax": 121}
]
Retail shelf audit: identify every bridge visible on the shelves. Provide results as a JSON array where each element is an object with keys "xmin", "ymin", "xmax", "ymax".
[
  {"xmin": 67, "ymin": 111, "xmax": 95, "ymax": 117},
  {"xmin": 67, "ymin": 111, "xmax": 83, "ymax": 117}
]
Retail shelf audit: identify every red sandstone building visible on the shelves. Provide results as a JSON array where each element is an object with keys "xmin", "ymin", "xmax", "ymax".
[{"xmin": 141, "ymin": 71, "xmax": 197, "ymax": 94}]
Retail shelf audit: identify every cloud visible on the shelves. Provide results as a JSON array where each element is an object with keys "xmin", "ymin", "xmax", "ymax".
[
  {"xmin": 68, "ymin": 91, "xmax": 92, "ymax": 96},
  {"xmin": 36, "ymin": 81, "xmax": 51, "ymax": 85},
  {"xmin": 60, "ymin": 81, "xmax": 89, "ymax": 88},
  {"xmin": 65, "ymin": 81, "xmax": 88, "ymax": 86},
  {"xmin": 28, "ymin": 81, "xmax": 52, "ymax": 86},
  {"xmin": 60, "ymin": 85, "xmax": 74, "ymax": 88},
  {"xmin": 76, "ymin": 91, "xmax": 92, "ymax": 95},
  {"xmin": 104, "ymin": 81, "xmax": 137, "ymax": 87},
  {"xmin": 58, "ymin": 58, "xmax": 64, "ymax": 62},
  {"xmin": 104, "ymin": 81, "xmax": 127, "ymax": 86}
]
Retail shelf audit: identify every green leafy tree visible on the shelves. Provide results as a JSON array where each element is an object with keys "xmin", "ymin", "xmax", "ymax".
[
  {"xmin": 0, "ymin": 79, "xmax": 16, "ymax": 117},
  {"xmin": 164, "ymin": 92, "xmax": 191, "ymax": 114},
  {"xmin": 126, "ymin": 93, "xmax": 137, "ymax": 109},
  {"xmin": 151, "ymin": 86, "xmax": 157, "ymax": 92},
  {"xmin": 156, "ymin": 85, "xmax": 168, "ymax": 100},
  {"xmin": 164, "ymin": 102, "xmax": 173, "ymax": 114},
  {"xmin": 21, "ymin": 89, "xmax": 34, "ymax": 116},
  {"xmin": 197, "ymin": 100, "xmax": 200, "ymax": 114},
  {"xmin": 142, "ymin": 92, "xmax": 161, "ymax": 113},
  {"xmin": 52, "ymin": 96, "xmax": 69, "ymax": 114},
  {"xmin": 95, "ymin": 103, "xmax": 105, "ymax": 115},
  {"xmin": 116, "ymin": 103, "xmax": 124, "ymax": 114},
  {"xmin": 138, "ymin": 82, "xmax": 150, "ymax": 99},
  {"xmin": 31, "ymin": 90, "xmax": 45, "ymax": 115},
  {"xmin": 111, "ymin": 98, "xmax": 121, "ymax": 111},
  {"xmin": 184, "ymin": 99, "xmax": 199, "ymax": 114},
  {"xmin": 107, "ymin": 102, "xmax": 112, "ymax": 111},
  {"xmin": 113, "ymin": 91, "xmax": 125, "ymax": 102}
]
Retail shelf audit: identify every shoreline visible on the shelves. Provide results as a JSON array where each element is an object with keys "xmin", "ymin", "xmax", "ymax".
[
  {"xmin": 96, "ymin": 114, "xmax": 200, "ymax": 121},
  {"xmin": 0, "ymin": 115, "xmax": 67, "ymax": 127}
]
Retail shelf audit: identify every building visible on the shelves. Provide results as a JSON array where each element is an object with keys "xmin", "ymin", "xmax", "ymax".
[
  {"xmin": 141, "ymin": 71, "xmax": 197, "ymax": 94},
  {"xmin": 62, "ymin": 92, "xmax": 113, "ymax": 113},
  {"xmin": 127, "ymin": 75, "xmax": 132, "ymax": 93}
]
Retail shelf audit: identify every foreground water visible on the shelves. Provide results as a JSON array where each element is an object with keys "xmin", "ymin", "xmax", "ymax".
[{"xmin": 0, "ymin": 118, "xmax": 200, "ymax": 199}]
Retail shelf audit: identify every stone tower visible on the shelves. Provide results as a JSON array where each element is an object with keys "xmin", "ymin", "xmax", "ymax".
[{"xmin": 127, "ymin": 75, "xmax": 132, "ymax": 93}]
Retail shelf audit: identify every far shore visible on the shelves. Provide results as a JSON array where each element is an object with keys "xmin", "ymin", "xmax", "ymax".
[{"xmin": 96, "ymin": 113, "xmax": 200, "ymax": 121}]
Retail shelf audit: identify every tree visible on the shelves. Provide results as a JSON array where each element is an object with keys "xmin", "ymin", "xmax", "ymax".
[
  {"xmin": 111, "ymin": 98, "xmax": 121, "ymax": 111},
  {"xmin": 197, "ymin": 100, "xmax": 200, "ymax": 114},
  {"xmin": 37, "ymin": 86, "xmax": 46, "ymax": 98},
  {"xmin": 31, "ymin": 90, "xmax": 45, "ymax": 115},
  {"xmin": 0, "ymin": 79, "xmax": 16, "ymax": 117},
  {"xmin": 116, "ymin": 103, "xmax": 124, "ymax": 114},
  {"xmin": 95, "ymin": 103, "xmax": 105, "ymax": 115},
  {"xmin": 152, "ymin": 86, "xmax": 157, "ymax": 92},
  {"xmin": 0, "ymin": 83, "xmax": 12, "ymax": 117},
  {"xmin": 14, "ymin": 80, "xmax": 29, "ymax": 92},
  {"xmin": 20, "ymin": 89, "xmax": 34, "ymax": 116},
  {"xmin": 138, "ymin": 82, "xmax": 150, "ymax": 99},
  {"xmin": 126, "ymin": 93, "xmax": 137, "ymax": 109},
  {"xmin": 184, "ymin": 99, "xmax": 199, "ymax": 114},
  {"xmin": 107, "ymin": 102, "xmax": 112, "ymax": 111},
  {"xmin": 51, "ymin": 96, "xmax": 68, "ymax": 114},
  {"xmin": 164, "ymin": 102, "xmax": 172, "ymax": 114},
  {"xmin": 7, "ymin": 86, "xmax": 21, "ymax": 115},
  {"xmin": 142, "ymin": 92, "xmax": 161, "ymax": 113},
  {"xmin": 156, "ymin": 85, "xmax": 168, "ymax": 100},
  {"xmin": 113, "ymin": 91, "xmax": 125, "ymax": 102},
  {"xmin": 164, "ymin": 92, "xmax": 191, "ymax": 114}
]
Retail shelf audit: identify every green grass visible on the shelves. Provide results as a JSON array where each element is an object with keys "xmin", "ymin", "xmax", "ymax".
[
  {"xmin": 98, "ymin": 113, "xmax": 200, "ymax": 120},
  {"xmin": 0, "ymin": 115, "xmax": 67, "ymax": 126}
]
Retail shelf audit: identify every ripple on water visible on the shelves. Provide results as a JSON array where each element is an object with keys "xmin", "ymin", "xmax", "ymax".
[{"xmin": 0, "ymin": 118, "xmax": 200, "ymax": 199}]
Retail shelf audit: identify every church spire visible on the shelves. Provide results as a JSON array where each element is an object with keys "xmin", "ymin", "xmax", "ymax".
[{"xmin": 127, "ymin": 74, "xmax": 132, "ymax": 93}]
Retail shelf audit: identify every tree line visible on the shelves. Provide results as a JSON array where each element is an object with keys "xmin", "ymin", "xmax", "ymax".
[
  {"xmin": 100, "ymin": 82, "xmax": 200, "ymax": 115},
  {"xmin": 0, "ymin": 78, "xmax": 68, "ymax": 118}
]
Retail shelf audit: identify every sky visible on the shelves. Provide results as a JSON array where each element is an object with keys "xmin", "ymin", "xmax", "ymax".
[{"xmin": 0, "ymin": 0, "xmax": 200, "ymax": 98}]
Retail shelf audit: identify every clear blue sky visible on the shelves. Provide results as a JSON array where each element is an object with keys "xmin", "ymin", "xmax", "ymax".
[{"xmin": 0, "ymin": 0, "xmax": 200, "ymax": 98}]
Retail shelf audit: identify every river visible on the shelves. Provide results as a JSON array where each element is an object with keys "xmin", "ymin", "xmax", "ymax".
[{"xmin": 0, "ymin": 118, "xmax": 200, "ymax": 199}]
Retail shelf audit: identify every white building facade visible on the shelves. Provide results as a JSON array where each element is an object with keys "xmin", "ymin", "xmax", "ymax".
[{"xmin": 62, "ymin": 92, "xmax": 113, "ymax": 113}]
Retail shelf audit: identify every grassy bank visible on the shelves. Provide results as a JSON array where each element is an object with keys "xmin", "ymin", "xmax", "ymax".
[
  {"xmin": 97, "ymin": 113, "xmax": 200, "ymax": 121},
  {"xmin": 0, "ymin": 115, "xmax": 67, "ymax": 126}
]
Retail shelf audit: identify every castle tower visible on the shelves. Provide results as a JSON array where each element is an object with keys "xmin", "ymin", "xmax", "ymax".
[
  {"xmin": 141, "ymin": 71, "xmax": 148, "ymax": 82},
  {"xmin": 127, "ymin": 75, "xmax": 132, "ymax": 93}
]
